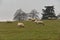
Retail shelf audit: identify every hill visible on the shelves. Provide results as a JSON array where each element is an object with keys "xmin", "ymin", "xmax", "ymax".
[{"xmin": 0, "ymin": 20, "xmax": 60, "ymax": 40}]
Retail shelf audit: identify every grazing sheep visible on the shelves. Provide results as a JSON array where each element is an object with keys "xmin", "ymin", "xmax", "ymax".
[
  {"xmin": 48, "ymin": 17, "xmax": 51, "ymax": 20},
  {"xmin": 17, "ymin": 22, "xmax": 24, "ymax": 28},
  {"xmin": 28, "ymin": 18, "xmax": 32, "ymax": 21},
  {"xmin": 34, "ymin": 20, "xmax": 44, "ymax": 25},
  {"xmin": 31, "ymin": 18, "xmax": 36, "ymax": 21},
  {"xmin": 28, "ymin": 18, "xmax": 36, "ymax": 21}
]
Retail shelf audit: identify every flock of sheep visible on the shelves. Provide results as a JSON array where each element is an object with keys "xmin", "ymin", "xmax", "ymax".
[{"xmin": 17, "ymin": 18, "xmax": 44, "ymax": 28}]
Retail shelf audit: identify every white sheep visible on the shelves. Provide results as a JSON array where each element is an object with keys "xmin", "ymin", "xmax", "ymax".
[
  {"xmin": 31, "ymin": 18, "xmax": 36, "ymax": 21},
  {"xmin": 34, "ymin": 20, "xmax": 44, "ymax": 25},
  {"xmin": 28, "ymin": 18, "xmax": 36, "ymax": 21},
  {"xmin": 28, "ymin": 18, "xmax": 32, "ymax": 20},
  {"xmin": 17, "ymin": 22, "xmax": 24, "ymax": 28}
]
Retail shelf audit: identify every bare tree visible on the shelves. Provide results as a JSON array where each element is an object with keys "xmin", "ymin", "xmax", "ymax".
[
  {"xmin": 29, "ymin": 9, "xmax": 39, "ymax": 19},
  {"xmin": 13, "ymin": 9, "xmax": 27, "ymax": 21}
]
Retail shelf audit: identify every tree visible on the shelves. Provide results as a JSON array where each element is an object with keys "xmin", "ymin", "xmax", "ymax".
[
  {"xmin": 29, "ymin": 9, "xmax": 39, "ymax": 19},
  {"xmin": 13, "ymin": 9, "xmax": 27, "ymax": 21},
  {"xmin": 42, "ymin": 6, "xmax": 57, "ymax": 20},
  {"xmin": 57, "ymin": 13, "xmax": 60, "ymax": 19}
]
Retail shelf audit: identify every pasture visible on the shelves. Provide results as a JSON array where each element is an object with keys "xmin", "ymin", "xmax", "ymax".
[{"xmin": 0, "ymin": 20, "xmax": 60, "ymax": 40}]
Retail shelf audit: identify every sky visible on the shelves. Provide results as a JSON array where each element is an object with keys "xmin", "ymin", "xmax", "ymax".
[{"xmin": 0, "ymin": 0, "xmax": 60, "ymax": 20}]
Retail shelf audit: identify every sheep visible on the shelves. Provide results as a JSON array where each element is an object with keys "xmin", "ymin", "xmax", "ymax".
[
  {"xmin": 28, "ymin": 18, "xmax": 32, "ymax": 21},
  {"xmin": 28, "ymin": 18, "xmax": 36, "ymax": 21},
  {"xmin": 48, "ymin": 17, "xmax": 51, "ymax": 20},
  {"xmin": 17, "ymin": 22, "xmax": 24, "ymax": 28},
  {"xmin": 31, "ymin": 18, "xmax": 36, "ymax": 21},
  {"xmin": 34, "ymin": 20, "xmax": 45, "ymax": 25}
]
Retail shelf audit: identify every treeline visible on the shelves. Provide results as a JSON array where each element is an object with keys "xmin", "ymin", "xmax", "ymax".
[
  {"xmin": 13, "ymin": 9, "xmax": 40, "ymax": 21},
  {"xmin": 13, "ymin": 8, "xmax": 60, "ymax": 21}
]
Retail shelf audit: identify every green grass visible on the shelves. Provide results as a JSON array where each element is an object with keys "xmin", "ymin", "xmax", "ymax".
[{"xmin": 0, "ymin": 20, "xmax": 60, "ymax": 40}]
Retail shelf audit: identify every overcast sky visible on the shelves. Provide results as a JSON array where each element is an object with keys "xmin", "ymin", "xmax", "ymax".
[{"xmin": 0, "ymin": 0, "xmax": 60, "ymax": 20}]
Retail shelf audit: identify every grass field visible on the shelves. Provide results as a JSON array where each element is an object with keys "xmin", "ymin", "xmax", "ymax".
[{"xmin": 0, "ymin": 20, "xmax": 60, "ymax": 40}]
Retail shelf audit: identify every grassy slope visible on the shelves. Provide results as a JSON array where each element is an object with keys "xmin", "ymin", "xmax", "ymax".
[{"xmin": 0, "ymin": 20, "xmax": 60, "ymax": 40}]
